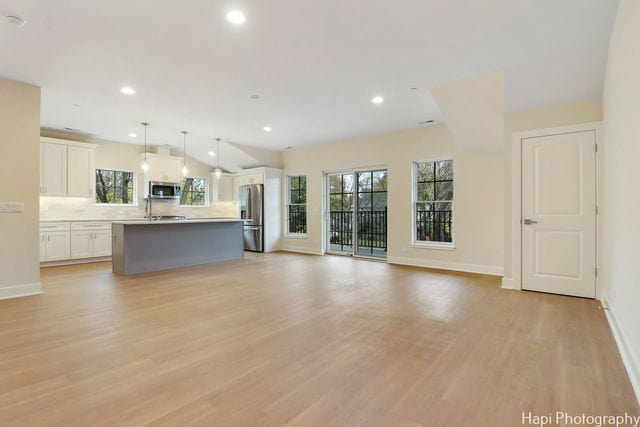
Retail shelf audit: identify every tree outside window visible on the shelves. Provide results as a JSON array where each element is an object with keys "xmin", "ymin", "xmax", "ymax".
[
  {"xmin": 180, "ymin": 177, "xmax": 207, "ymax": 206},
  {"xmin": 96, "ymin": 169, "xmax": 135, "ymax": 204}
]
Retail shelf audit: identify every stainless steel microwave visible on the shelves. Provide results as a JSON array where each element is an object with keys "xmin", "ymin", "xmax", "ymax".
[{"xmin": 149, "ymin": 181, "xmax": 181, "ymax": 199}]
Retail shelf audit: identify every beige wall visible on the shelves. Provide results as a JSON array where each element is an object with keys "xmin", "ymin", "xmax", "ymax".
[
  {"xmin": 601, "ymin": 0, "xmax": 640, "ymax": 396},
  {"xmin": 502, "ymin": 99, "xmax": 603, "ymax": 279},
  {"xmin": 40, "ymin": 130, "xmax": 238, "ymax": 220},
  {"xmin": 0, "ymin": 79, "xmax": 41, "ymax": 298},
  {"xmin": 283, "ymin": 124, "xmax": 504, "ymax": 274}
]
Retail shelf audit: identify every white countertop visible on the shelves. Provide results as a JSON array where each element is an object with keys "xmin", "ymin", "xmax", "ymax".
[
  {"xmin": 41, "ymin": 218, "xmax": 239, "ymax": 223},
  {"xmin": 113, "ymin": 218, "xmax": 243, "ymax": 225}
]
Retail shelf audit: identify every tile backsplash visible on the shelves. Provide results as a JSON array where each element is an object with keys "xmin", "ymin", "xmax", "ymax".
[{"xmin": 40, "ymin": 197, "xmax": 239, "ymax": 220}]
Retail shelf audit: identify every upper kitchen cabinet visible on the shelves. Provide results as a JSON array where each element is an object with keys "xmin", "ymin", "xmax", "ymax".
[
  {"xmin": 144, "ymin": 154, "xmax": 182, "ymax": 183},
  {"xmin": 40, "ymin": 138, "xmax": 97, "ymax": 197}
]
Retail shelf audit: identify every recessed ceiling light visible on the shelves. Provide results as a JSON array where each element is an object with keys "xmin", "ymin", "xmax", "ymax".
[
  {"xmin": 120, "ymin": 87, "xmax": 136, "ymax": 95},
  {"xmin": 208, "ymin": 151, "xmax": 216, "ymax": 157},
  {"xmin": 419, "ymin": 120, "xmax": 435, "ymax": 125},
  {"xmin": 72, "ymin": 103, "xmax": 81, "ymax": 107},
  {"xmin": 227, "ymin": 10, "xmax": 246, "ymax": 25},
  {"xmin": 129, "ymin": 133, "xmax": 137, "ymax": 138},
  {"xmin": 263, "ymin": 126, "xmax": 272, "ymax": 132},
  {"xmin": 371, "ymin": 96, "xmax": 384, "ymax": 104},
  {"xmin": 251, "ymin": 94, "xmax": 260, "ymax": 99},
  {"xmin": 6, "ymin": 15, "xmax": 26, "ymax": 27},
  {"xmin": 410, "ymin": 87, "xmax": 419, "ymax": 91},
  {"xmin": 285, "ymin": 146, "xmax": 293, "ymax": 150},
  {"xmin": 64, "ymin": 127, "xmax": 74, "ymax": 131}
]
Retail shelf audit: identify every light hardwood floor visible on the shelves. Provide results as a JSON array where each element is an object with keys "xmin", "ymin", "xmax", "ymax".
[{"xmin": 0, "ymin": 252, "xmax": 637, "ymax": 426}]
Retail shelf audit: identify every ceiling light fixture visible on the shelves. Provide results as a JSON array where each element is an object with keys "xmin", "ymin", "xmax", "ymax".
[
  {"xmin": 181, "ymin": 131, "xmax": 189, "ymax": 176},
  {"xmin": 129, "ymin": 133, "xmax": 137, "ymax": 138},
  {"xmin": 371, "ymin": 96, "xmax": 384, "ymax": 104},
  {"xmin": 214, "ymin": 138, "xmax": 222, "ymax": 179},
  {"xmin": 251, "ymin": 94, "xmax": 260, "ymax": 100},
  {"xmin": 227, "ymin": 10, "xmax": 246, "ymax": 25},
  {"xmin": 263, "ymin": 126, "xmax": 272, "ymax": 132},
  {"xmin": 121, "ymin": 87, "xmax": 136, "ymax": 95},
  {"xmin": 6, "ymin": 15, "xmax": 26, "ymax": 27},
  {"xmin": 208, "ymin": 151, "xmax": 216, "ymax": 157},
  {"xmin": 141, "ymin": 122, "xmax": 150, "ymax": 172}
]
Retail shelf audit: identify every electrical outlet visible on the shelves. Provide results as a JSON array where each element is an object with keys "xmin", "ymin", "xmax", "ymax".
[{"xmin": 0, "ymin": 202, "xmax": 24, "ymax": 213}]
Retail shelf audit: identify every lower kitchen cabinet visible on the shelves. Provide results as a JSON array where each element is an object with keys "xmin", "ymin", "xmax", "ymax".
[
  {"xmin": 70, "ymin": 226, "xmax": 112, "ymax": 259},
  {"xmin": 92, "ymin": 230, "xmax": 112, "ymax": 257},
  {"xmin": 42, "ymin": 231, "xmax": 71, "ymax": 261},
  {"xmin": 70, "ymin": 231, "xmax": 93, "ymax": 259}
]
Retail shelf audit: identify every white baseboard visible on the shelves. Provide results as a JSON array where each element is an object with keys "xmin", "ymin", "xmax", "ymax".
[
  {"xmin": 0, "ymin": 282, "xmax": 43, "ymax": 301},
  {"xmin": 41, "ymin": 256, "xmax": 111, "ymax": 268},
  {"xmin": 600, "ymin": 291, "xmax": 640, "ymax": 406},
  {"xmin": 387, "ymin": 256, "xmax": 503, "ymax": 276},
  {"xmin": 280, "ymin": 245, "xmax": 324, "ymax": 256},
  {"xmin": 501, "ymin": 277, "xmax": 519, "ymax": 290}
]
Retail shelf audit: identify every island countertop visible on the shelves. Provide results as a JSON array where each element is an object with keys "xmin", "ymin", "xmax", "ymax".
[{"xmin": 112, "ymin": 218, "xmax": 243, "ymax": 225}]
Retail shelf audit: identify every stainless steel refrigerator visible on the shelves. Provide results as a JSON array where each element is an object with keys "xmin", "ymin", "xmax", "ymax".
[{"xmin": 239, "ymin": 184, "xmax": 264, "ymax": 252}]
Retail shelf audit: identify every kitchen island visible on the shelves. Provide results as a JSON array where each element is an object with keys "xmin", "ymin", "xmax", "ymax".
[{"xmin": 111, "ymin": 219, "xmax": 244, "ymax": 275}]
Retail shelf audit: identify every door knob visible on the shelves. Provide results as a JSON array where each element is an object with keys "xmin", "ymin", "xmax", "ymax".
[{"xmin": 523, "ymin": 219, "xmax": 538, "ymax": 225}]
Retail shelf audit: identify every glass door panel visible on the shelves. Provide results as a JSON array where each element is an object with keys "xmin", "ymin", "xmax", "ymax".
[
  {"xmin": 327, "ymin": 173, "xmax": 354, "ymax": 254},
  {"xmin": 355, "ymin": 170, "xmax": 387, "ymax": 257}
]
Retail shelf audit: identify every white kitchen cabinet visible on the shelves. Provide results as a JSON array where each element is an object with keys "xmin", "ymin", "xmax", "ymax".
[
  {"xmin": 40, "ymin": 138, "xmax": 97, "ymax": 198},
  {"xmin": 39, "ymin": 232, "xmax": 46, "ymax": 262},
  {"xmin": 44, "ymin": 231, "xmax": 71, "ymax": 261},
  {"xmin": 145, "ymin": 154, "xmax": 182, "ymax": 183},
  {"xmin": 67, "ymin": 146, "xmax": 94, "ymax": 197},
  {"xmin": 211, "ymin": 173, "xmax": 234, "ymax": 202},
  {"xmin": 70, "ymin": 231, "xmax": 93, "ymax": 259},
  {"xmin": 93, "ymin": 231, "xmax": 112, "ymax": 257},
  {"xmin": 70, "ymin": 222, "xmax": 112, "ymax": 259},
  {"xmin": 41, "ymin": 142, "xmax": 68, "ymax": 196}
]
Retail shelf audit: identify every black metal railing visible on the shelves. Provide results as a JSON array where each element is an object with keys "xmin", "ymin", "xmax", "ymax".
[
  {"xmin": 288, "ymin": 208, "xmax": 307, "ymax": 234},
  {"xmin": 416, "ymin": 210, "xmax": 453, "ymax": 242},
  {"xmin": 329, "ymin": 209, "xmax": 387, "ymax": 253}
]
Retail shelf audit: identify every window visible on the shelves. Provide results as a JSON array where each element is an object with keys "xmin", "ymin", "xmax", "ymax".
[
  {"xmin": 413, "ymin": 159, "xmax": 454, "ymax": 245},
  {"xmin": 96, "ymin": 169, "xmax": 135, "ymax": 205},
  {"xmin": 287, "ymin": 175, "xmax": 307, "ymax": 234},
  {"xmin": 180, "ymin": 177, "xmax": 207, "ymax": 206}
]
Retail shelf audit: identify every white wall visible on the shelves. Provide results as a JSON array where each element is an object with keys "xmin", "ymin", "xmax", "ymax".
[
  {"xmin": 40, "ymin": 130, "xmax": 238, "ymax": 220},
  {"xmin": 282, "ymin": 124, "xmax": 504, "ymax": 275},
  {"xmin": 601, "ymin": 0, "xmax": 640, "ymax": 400},
  {"xmin": 0, "ymin": 78, "xmax": 41, "ymax": 299}
]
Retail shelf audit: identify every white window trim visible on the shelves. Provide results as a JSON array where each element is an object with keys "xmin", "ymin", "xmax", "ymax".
[
  {"xmin": 286, "ymin": 174, "xmax": 307, "ymax": 236},
  {"xmin": 94, "ymin": 168, "xmax": 138, "ymax": 207},
  {"xmin": 179, "ymin": 176, "xmax": 210, "ymax": 208},
  {"xmin": 411, "ymin": 157, "xmax": 455, "ymax": 249}
]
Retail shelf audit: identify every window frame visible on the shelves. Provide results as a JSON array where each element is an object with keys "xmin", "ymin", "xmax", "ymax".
[
  {"xmin": 411, "ymin": 157, "xmax": 455, "ymax": 250},
  {"xmin": 286, "ymin": 174, "xmax": 308, "ymax": 237},
  {"xmin": 179, "ymin": 176, "xmax": 209, "ymax": 208},
  {"xmin": 94, "ymin": 168, "xmax": 138, "ymax": 207}
]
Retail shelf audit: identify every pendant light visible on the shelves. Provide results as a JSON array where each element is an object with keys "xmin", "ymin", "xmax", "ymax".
[
  {"xmin": 181, "ymin": 131, "xmax": 189, "ymax": 176},
  {"xmin": 141, "ymin": 122, "xmax": 150, "ymax": 172},
  {"xmin": 214, "ymin": 138, "xmax": 222, "ymax": 179}
]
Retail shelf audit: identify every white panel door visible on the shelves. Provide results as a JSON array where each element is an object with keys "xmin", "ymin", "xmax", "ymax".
[
  {"xmin": 70, "ymin": 231, "xmax": 93, "ymax": 259},
  {"xmin": 92, "ymin": 231, "xmax": 112, "ymax": 257},
  {"xmin": 522, "ymin": 131, "xmax": 596, "ymax": 298},
  {"xmin": 42, "ymin": 143, "xmax": 68, "ymax": 196},
  {"xmin": 45, "ymin": 231, "xmax": 70, "ymax": 261},
  {"xmin": 67, "ymin": 146, "xmax": 93, "ymax": 197}
]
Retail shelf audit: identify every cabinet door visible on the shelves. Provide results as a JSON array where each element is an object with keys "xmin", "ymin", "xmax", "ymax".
[
  {"xmin": 42, "ymin": 143, "xmax": 68, "ymax": 196},
  {"xmin": 45, "ymin": 232, "xmax": 70, "ymax": 261},
  {"xmin": 70, "ymin": 231, "xmax": 92, "ymax": 259},
  {"xmin": 39, "ymin": 232, "xmax": 46, "ymax": 262},
  {"xmin": 92, "ymin": 231, "xmax": 112, "ymax": 257},
  {"xmin": 219, "ymin": 175, "xmax": 235, "ymax": 201},
  {"xmin": 164, "ymin": 157, "xmax": 182, "ymax": 182},
  {"xmin": 67, "ymin": 146, "xmax": 93, "ymax": 197},
  {"xmin": 146, "ymin": 156, "xmax": 165, "ymax": 182}
]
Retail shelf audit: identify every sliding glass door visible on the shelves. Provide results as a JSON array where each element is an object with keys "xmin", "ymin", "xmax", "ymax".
[{"xmin": 325, "ymin": 169, "xmax": 387, "ymax": 259}]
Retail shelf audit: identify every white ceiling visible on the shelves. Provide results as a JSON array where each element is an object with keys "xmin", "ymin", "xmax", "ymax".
[{"xmin": 0, "ymin": 0, "xmax": 618, "ymax": 165}]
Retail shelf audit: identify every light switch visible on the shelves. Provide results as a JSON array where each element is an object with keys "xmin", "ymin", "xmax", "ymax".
[{"xmin": 0, "ymin": 202, "xmax": 25, "ymax": 213}]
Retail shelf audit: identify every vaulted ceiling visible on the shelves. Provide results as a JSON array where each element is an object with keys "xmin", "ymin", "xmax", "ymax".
[{"xmin": 0, "ymin": 0, "xmax": 618, "ymax": 165}]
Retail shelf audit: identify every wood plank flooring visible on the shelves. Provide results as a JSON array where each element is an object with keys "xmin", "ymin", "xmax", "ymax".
[{"xmin": 0, "ymin": 252, "xmax": 637, "ymax": 426}]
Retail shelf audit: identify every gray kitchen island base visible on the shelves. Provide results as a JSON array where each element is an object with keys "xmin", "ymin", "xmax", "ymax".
[{"xmin": 112, "ymin": 220, "xmax": 244, "ymax": 275}]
